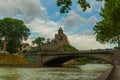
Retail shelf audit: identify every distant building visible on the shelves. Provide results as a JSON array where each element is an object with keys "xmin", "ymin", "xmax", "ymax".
[
  {"xmin": 41, "ymin": 27, "xmax": 69, "ymax": 51},
  {"xmin": 22, "ymin": 43, "xmax": 31, "ymax": 51}
]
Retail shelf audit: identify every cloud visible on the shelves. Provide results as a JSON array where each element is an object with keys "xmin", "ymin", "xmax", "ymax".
[
  {"xmin": 55, "ymin": 12, "xmax": 60, "ymax": 18},
  {"xmin": 0, "ymin": 0, "xmax": 108, "ymax": 50},
  {"xmin": 0, "ymin": 0, "xmax": 46, "ymax": 23},
  {"xmin": 25, "ymin": 19, "xmax": 109, "ymax": 50},
  {"xmin": 26, "ymin": 19, "xmax": 60, "ymax": 38},
  {"xmin": 63, "ymin": 11, "xmax": 97, "ymax": 27},
  {"xmin": 24, "ymin": 19, "xmax": 61, "ymax": 45},
  {"xmin": 68, "ymin": 34, "xmax": 109, "ymax": 50},
  {"xmin": 22, "ymin": 38, "xmax": 33, "ymax": 46}
]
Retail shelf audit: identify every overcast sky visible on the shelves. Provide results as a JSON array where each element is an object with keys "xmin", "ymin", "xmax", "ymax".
[{"xmin": 0, "ymin": 0, "xmax": 113, "ymax": 50}]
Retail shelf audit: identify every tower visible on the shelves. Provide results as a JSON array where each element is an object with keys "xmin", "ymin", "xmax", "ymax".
[
  {"xmin": 53, "ymin": 27, "xmax": 69, "ymax": 45},
  {"xmin": 58, "ymin": 27, "xmax": 63, "ymax": 34}
]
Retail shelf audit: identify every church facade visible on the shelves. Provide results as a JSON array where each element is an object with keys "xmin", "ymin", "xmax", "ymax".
[
  {"xmin": 53, "ymin": 27, "xmax": 69, "ymax": 45},
  {"xmin": 41, "ymin": 27, "xmax": 69, "ymax": 51}
]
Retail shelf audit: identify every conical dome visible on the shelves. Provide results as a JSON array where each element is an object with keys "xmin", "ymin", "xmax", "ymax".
[{"xmin": 58, "ymin": 27, "xmax": 63, "ymax": 34}]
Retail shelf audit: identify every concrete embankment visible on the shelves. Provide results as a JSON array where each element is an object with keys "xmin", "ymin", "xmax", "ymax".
[
  {"xmin": 105, "ymin": 65, "xmax": 120, "ymax": 80},
  {"xmin": 95, "ymin": 66, "xmax": 113, "ymax": 80}
]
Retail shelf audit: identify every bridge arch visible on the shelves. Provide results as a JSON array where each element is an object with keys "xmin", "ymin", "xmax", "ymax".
[{"xmin": 43, "ymin": 53, "xmax": 114, "ymax": 67}]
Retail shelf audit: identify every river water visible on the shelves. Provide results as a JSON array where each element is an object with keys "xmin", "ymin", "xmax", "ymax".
[{"xmin": 0, "ymin": 64, "xmax": 111, "ymax": 80}]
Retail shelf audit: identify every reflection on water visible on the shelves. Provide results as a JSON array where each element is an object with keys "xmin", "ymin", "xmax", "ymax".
[{"xmin": 0, "ymin": 64, "xmax": 111, "ymax": 80}]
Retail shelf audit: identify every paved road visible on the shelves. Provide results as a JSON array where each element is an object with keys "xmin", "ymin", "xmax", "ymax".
[{"xmin": 106, "ymin": 65, "xmax": 120, "ymax": 80}]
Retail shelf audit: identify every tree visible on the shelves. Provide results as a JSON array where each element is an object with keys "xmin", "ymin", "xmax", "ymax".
[
  {"xmin": 57, "ymin": 0, "xmax": 103, "ymax": 13},
  {"xmin": 0, "ymin": 18, "xmax": 30, "ymax": 53},
  {"xmin": 32, "ymin": 37, "xmax": 45, "ymax": 47},
  {"xmin": 93, "ymin": 0, "xmax": 120, "ymax": 47}
]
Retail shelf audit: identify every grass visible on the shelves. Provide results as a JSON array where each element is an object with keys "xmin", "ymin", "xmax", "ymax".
[{"xmin": 0, "ymin": 55, "xmax": 30, "ymax": 63}]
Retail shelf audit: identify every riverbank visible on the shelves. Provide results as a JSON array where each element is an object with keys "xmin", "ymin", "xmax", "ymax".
[
  {"xmin": 0, "ymin": 55, "xmax": 40, "ymax": 67},
  {"xmin": 0, "ymin": 55, "xmax": 30, "ymax": 63}
]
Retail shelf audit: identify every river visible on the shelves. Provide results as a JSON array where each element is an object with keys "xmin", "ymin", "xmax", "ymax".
[{"xmin": 0, "ymin": 64, "xmax": 111, "ymax": 80}]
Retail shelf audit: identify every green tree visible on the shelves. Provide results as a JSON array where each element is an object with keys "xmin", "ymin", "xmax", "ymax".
[
  {"xmin": 57, "ymin": 0, "xmax": 103, "ymax": 13},
  {"xmin": 0, "ymin": 18, "xmax": 30, "ymax": 53},
  {"xmin": 93, "ymin": 0, "xmax": 120, "ymax": 47},
  {"xmin": 32, "ymin": 37, "xmax": 45, "ymax": 47}
]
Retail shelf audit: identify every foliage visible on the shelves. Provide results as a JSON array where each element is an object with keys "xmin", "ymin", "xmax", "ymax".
[
  {"xmin": 76, "ymin": 57, "xmax": 88, "ymax": 65},
  {"xmin": 64, "ymin": 58, "xmax": 87, "ymax": 66},
  {"xmin": 41, "ymin": 44, "xmax": 79, "ymax": 52},
  {"xmin": 59, "ymin": 45, "xmax": 79, "ymax": 52},
  {"xmin": 27, "ymin": 47, "xmax": 41, "ymax": 53},
  {"xmin": 32, "ymin": 37, "xmax": 45, "ymax": 46},
  {"xmin": 93, "ymin": 0, "xmax": 120, "ymax": 47},
  {"xmin": 42, "ymin": 49, "xmax": 48, "ymax": 52},
  {"xmin": 57, "ymin": 0, "xmax": 103, "ymax": 13},
  {"xmin": 0, "ymin": 18, "xmax": 30, "ymax": 53},
  {"xmin": 22, "ymin": 50, "xmax": 29, "ymax": 53}
]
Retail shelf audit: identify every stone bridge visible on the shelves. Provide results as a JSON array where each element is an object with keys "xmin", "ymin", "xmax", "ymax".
[{"xmin": 25, "ymin": 49, "xmax": 116, "ymax": 67}]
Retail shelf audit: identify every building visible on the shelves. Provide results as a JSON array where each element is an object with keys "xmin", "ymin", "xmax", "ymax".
[
  {"xmin": 53, "ymin": 27, "xmax": 69, "ymax": 45},
  {"xmin": 41, "ymin": 27, "xmax": 69, "ymax": 51},
  {"xmin": 22, "ymin": 43, "xmax": 32, "ymax": 51}
]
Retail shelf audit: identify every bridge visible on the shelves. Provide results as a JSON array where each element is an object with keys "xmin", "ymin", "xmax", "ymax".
[
  {"xmin": 25, "ymin": 49, "xmax": 120, "ymax": 80},
  {"xmin": 0, "ymin": 49, "xmax": 118, "ymax": 80},
  {"xmin": 26, "ymin": 49, "xmax": 116, "ymax": 67}
]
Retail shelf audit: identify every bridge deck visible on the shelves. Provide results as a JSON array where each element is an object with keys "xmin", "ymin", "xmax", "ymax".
[{"xmin": 43, "ymin": 50, "xmax": 115, "ymax": 55}]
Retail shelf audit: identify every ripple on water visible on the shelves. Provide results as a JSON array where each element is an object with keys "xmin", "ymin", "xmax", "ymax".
[{"xmin": 0, "ymin": 64, "xmax": 111, "ymax": 80}]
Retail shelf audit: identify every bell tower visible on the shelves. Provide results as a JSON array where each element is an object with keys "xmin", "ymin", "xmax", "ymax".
[{"xmin": 58, "ymin": 27, "xmax": 63, "ymax": 34}]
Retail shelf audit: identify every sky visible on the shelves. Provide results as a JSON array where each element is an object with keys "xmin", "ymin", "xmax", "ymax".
[{"xmin": 0, "ymin": 0, "xmax": 113, "ymax": 50}]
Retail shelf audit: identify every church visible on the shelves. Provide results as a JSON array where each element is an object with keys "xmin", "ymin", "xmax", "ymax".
[
  {"xmin": 52, "ymin": 27, "xmax": 69, "ymax": 45},
  {"xmin": 41, "ymin": 27, "xmax": 69, "ymax": 51}
]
